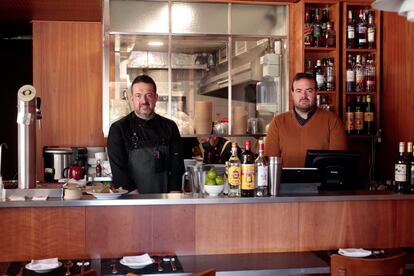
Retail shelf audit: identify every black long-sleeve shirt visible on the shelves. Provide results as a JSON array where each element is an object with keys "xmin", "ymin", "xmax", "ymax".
[{"xmin": 107, "ymin": 112, "xmax": 185, "ymax": 192}]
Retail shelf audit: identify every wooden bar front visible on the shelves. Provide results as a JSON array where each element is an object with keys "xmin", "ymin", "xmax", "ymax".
[{"xmin": 1, "ymin": 199, "xmax": 414, "ymax": 261}]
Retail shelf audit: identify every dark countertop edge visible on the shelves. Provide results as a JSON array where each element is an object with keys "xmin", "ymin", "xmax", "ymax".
[{"xmin": 1, "ymin": 191, "xmax": 414, "ymax": 208}]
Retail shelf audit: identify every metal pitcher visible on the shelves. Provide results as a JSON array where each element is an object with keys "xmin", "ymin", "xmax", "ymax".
[{"xmin": 182, "ymin": 164, "xmax": 214, "ymax": 194}]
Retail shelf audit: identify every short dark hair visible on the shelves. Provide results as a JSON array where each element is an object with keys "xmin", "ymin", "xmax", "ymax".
[
  {"xmin": 131, "ymin": 75, "xmax": 157, "ymax": 94},
  {"xmin": 291, "ymin": 72, "xmax": 316, "ymax": 91}
]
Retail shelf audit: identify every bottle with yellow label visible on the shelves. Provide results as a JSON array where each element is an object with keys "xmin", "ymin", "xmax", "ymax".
[
  {"xmin": 227, "ymin": 143, "xmax": 241, "ymax": 197},
  {"xmin": 241, "ymin": 140, "xmax": 255, "ymax": 197}
]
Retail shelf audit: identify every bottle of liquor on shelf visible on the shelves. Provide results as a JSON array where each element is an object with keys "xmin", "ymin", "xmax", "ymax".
[
  {"xmin": 365, "ymin": 54, "xmax": 376, "ymax": 93},
  {"xmin": 406, "ymin": 142, "xmax": 413, "ymax": 193},
  {"xmin": 320, "ymin": 22, "xmax": 327, "ymax": 47},
  {"xmin": 325, "ymin": 58, "xmax": 335, "ymax": 91},
  {"xmin": 314, "ymin": 59, "xmax": 325, "ymax": 91},
  {"xmin": 241, "ymin": 140, "xmax": 255, "ymax": 197},
  {"xmin": 346, "ymin": 54, "xmax": 355, "ymax": 92},
  {"xmin": 408, "ymin": 142, "xmax": 414, "ymax": 193},
  {"xmin": 347, "ymin": 10, "xmax": 356, "ymax": 48},
  {"xmin": 313, "ymin": 8, "xmax": 323, "ymax": 47},
  {"xmin": 355, "ymin": 55, "xmax": 366, "ymax": 92},
  {"xmin": 325, "ymin": 22, "xmax": 336, "ymax": 48},
  {"xmin": 96, "ymin": 159, "xmax": 102, "ymax": 177},
  {"xmin": 255, "ymin": 139, "xmax": 268, "ymax": 197},
  {"xmin": 345, "ymin": 96, "xmax": 355, "ymax": 135},
  {"xmin": 322, "ymin": 7, "xmax": 329, "ymax": 23},
  {"xmin": 227, "ymin": 142, "xmax": 241, "ymax": 197},
  {"xmin": 367, "ymin": 11, "xmax": 376, "ymax": 49},
  {"xmin": 354, "ymin": 95, "xmax": 364, "ymax": 134},
  {"xmin": 305, "ymin": 59, "xmax": 313, "ymax": 74},
  {"xmin": 395, "ymin": 142, "xmax": 408, "ymax": 193},
  {"xmin": 364, "ymin": 95, "xmax": 375, "ymax": 135},
  {"xmin": 304, "ymin": 9, "xmax": 314, "ymax": 46},
  {"xmin": 357, "ymin": 9, "xmax": 368, "ymax": 49}
]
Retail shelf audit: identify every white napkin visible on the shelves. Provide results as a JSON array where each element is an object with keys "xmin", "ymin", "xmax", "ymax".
[
  {"xmin": 338, "ymin": 248, "xmax": 372, "ymax": 257},
  {"xmin": 8, "ymin": 195, "xmax": 26, "ymax": 201},
  {"xmin": 122, "ymin": 253, "xmax": 152, "ymax": 265},
  {"xmin": 29, "ymin": 257, "xmax": 59, "ymax": 270},
  {"xmin": 32, "ymin": 196, "xmax": 48, "ymax": 201}
]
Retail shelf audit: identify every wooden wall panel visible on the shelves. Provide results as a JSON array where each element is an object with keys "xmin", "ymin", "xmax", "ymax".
[
  {"xmin": 195, "ymin": 203, "xmax": 299, "ymax": 254},
  {"xmin": 0, "ymin": 207, "xmax": 85, "ymax": 261},
  {"xmin": 298, "ymin": 201, "xmax": 395, "ymax": 250},
  {"xmin": 33, "ymin": 21, "xmax": 106, "ymax": 180},
  {"xmin": 377, "ymin": 13, "xmax": 414, "ymax": 180},
  {"xmin": 395, "ymin": 200, "xmax": 414, "ymax": 247},
  {"xmin": 85, "ymin": 205, "xmax": 196, "ymax": 258}
]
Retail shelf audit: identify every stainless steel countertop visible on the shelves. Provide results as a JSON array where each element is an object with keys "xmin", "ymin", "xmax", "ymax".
[{"xmin": 1, "ymin": 189, "xmax": 413, "ymax": 208}]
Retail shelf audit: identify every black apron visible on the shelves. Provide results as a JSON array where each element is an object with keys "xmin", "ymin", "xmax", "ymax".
[{"xmin": 128, "ymin": 124, "xmax": 170, "ymax": 194}]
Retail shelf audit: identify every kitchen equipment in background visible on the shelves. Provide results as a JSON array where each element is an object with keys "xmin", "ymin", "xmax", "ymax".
[
  {"xmin": 63, "ymin": 165, "xmax": 85, "ymax": 180},
  {"xmin": 181, "ymin": 164, "xmax": 225, "ymax": 194},
  {"xmin": 231, "ymin": 106, "xmax": 247, "ymax": 135},
  {"xmin": 17, "ymin": 85, "xmax": 41, "ymax": 189},
  {"xmin": 269, "ymin": 156, "xmax": 282, "ymax": 196},
  {"xmin": 155, "ymin": 95, "xmax": 186, "ymax": 116},
  {"xmin": 194, "ymin": 101, "xmax": 212, "ymax": 134},
  {"xmin": 43, "ymin": 147, "xmax": 87, "ymax": 182}
]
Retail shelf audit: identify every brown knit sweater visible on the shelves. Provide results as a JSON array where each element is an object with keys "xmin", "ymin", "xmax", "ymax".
[{"xmin": 264, "ymin": 108, "xmax": 347, "ymax": 167}]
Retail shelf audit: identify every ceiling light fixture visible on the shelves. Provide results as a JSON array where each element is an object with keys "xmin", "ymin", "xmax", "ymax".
[
  {"xmin": 147, "ymin": 41, "xmax": 164, "ymax": 46},
  {"xmin": 372, "ymin": 0, "xmax": 414, "ymax": 22}
]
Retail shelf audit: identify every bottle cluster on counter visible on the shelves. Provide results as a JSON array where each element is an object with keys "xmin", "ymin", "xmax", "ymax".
[
  {"xmin": 304, "ymin": 7, "xmax": 336, "ymax": 48},
  {"xmin": 393, "ymin": 141, "xmax": 414, "ymax": 194},
  {"xmin": 225, "ymin": 139, "xmax": 272, "ymax": 198},
  {"xmin": 345, "ymin": 53, "xmax": 376, "ymax": 93},
  {"xmin": 345, "ymin": 94, "xmax": 375, "ymax": 135}
]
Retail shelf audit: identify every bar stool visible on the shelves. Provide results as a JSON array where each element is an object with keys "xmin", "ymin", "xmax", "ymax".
[{"xmin": 330, "ymin": 252, "xmax": 407, "ymax": 276}]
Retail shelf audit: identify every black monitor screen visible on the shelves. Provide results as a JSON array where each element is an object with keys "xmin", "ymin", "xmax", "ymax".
[{"xmin": 305, "ymin": 150, "xmax": 361, "ymax": 190}]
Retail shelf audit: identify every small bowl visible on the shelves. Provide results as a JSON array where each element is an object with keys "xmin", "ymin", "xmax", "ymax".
[
  {"xmin": 64, "ymin": 187, "xmax": 82, "ymax": 200},
  {"xmin": 204, "ymin": 184, "xmax": 224, "ymax": 196}
]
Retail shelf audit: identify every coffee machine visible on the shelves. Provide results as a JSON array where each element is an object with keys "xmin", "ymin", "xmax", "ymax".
[{"xmin": 43, "ymin": 147, "xmax": 87, "ymax": 182}]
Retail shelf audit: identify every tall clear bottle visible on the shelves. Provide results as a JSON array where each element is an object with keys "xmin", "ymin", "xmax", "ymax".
[
  {"xmin": 314, "ymin": 59, "xmax": 325, "ymax": 91},
  {"xmin": 241, "ymin": 140, "xmax": 255, "ymax": 197},
  {"xmin": 346, "ymin": 54, "xmax": 355, "ymax": 92},
  {"xmin": 357, "ymin": 9, "xmax": 368, "ymax": 49},
  {"xmin": 365, "ymin": 54, "xmax": 376, "ymax": 93},
  {"xmin": 355, "ymin": 55, "xmax": 365, "ymax": 92},
  {"xmin": 395, "ymin": 142, "xmax": 408, "ymax": 193},
  {"xmin": 325, "ymin": 58, "xmax": 335, "ymax": 91},
  {"xmin": 367, "ymin": 11, "xmax": 376, "ymax": 49},
  {"xmin": 227, "ymin": 143, "xmax": 241, "ymax": 197},
  {"xmin": 347, "ymin": 10, "xmax": 356, "ymax": 48},
  {"xmin": 255, "ymin": 139, "xmax": 268, "ymax": 197}
]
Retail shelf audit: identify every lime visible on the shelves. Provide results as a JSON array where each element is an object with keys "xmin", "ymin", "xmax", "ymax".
[
  {"xmin": 206, "ymin": 178, "xmax": 216, "ymax": 185},
  {"xmin": 215, "ymin": 175, "xmax": 224, "ymax": 185},
  {"xmin": 207, "ymin": 168, "xmax": 217, "ymax": 180}
]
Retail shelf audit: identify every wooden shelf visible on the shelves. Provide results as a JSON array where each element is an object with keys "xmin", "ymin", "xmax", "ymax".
[
  {"xmin": 305, "ymin": 47, "xmax": 337, "ymax": 51},
  {"xmin": 345, "ymin": 92, "xmax": 377, "ymax": 95},
  {"xmin": 346, "ymin": 134, "xmax": 376, "ymax": 139},
  {"xmin": 345, "ymin": 48, "xmax": 377, "ymax": 53},
  {"xmin": 317, "ymin": 91, "xmax": 336, "ymax": 94}
]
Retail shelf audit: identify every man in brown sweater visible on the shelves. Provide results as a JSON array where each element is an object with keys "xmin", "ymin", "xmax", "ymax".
[{"xmin": 265, "ymin": 72, "xmax": 347, "ymax": 167}]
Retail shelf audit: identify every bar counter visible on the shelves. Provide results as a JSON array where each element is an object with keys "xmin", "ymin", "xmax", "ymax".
[{"xmin": 1, "ymin": 189, "xmax": 414, "ymax": 263}]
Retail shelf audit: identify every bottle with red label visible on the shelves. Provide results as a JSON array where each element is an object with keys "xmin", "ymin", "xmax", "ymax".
[{"xmin": 241, "ymin": 140, "xmax": 255, "ymax": 197}]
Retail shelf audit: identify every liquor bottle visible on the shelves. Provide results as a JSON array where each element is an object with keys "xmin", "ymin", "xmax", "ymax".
[
  {"xmin": 409, "ymin": 143, "xmax": 414, "ymax": 193},
  {"xmin": 227, "ymin": 142, "xmax": 241, "ymax": 197},
  {"xmin": 255, "ymin": 139, "xmax": 268, "ymax": 197},
  {"xmin": 314, "ymin": 59, "xmax": 325, "ymax": 91},
  {"xmin": 304, "ymin": 9, "xmax": 314, "ymax": 47},
  {"xmin": 367, "ymin": 11, "xmax": 376, "ymax": 49},
  {"xmin": 365, "ymin": 54, "xmax": 376, "ymax": 93},
  {"xmin": 406, "ymin": 142, "xmax": 413, "ymax": 193},
  {"xmin": 325, "ymin": 22, "xmax": 336, "ymax": 48},
  {"xmin": 320, "ymin": 22, "xmax": 327, "ymax": 47},
  {"xmin": 96, "ymin": 159, "xmax": 102, "ymax": 177},
  {"xmin": 322, "ymin": 7, "xmax": 329, "ymax": 23},
  {"xmin": 395, "ymin": 142, "xmax": 408, "ymax": 193},
  {"xmin": 305, "ymin": 59, "xmax": 313, "ymax": 74},
  {"xmin": 354, "ymin": 95, "xmax": 364, "ymax": 134},
  {"xmin": 346, "ymin": 54, "xmax": 355, "ymax": 92},
  {"xmin": 357, "ymin": 9, "xmax": 368, "ymax": 49},
  {"xmin": 355, "ymin": 55, "xmax": 365, "ymax": 92},
  {"xmin": 347, "ymin": 10, "xmax": 356, "ymax": 48},
  {"xmin": 241, "ymin": 140, "xmax": 255, "ymax": 197},
  {"xmin": 313, "ymin": 8, "xmax": 322, "ymax": 47},
  {"xmin": 345, "ymin": 96, "xmax": 354, "ymax": 135},
  {"xmin": 364, "ymin": 95, "xmax": 375, "ymax": 135},
  {"xmin": 325, "ymin": 58, "xmax": 335, "ymax": 91}
]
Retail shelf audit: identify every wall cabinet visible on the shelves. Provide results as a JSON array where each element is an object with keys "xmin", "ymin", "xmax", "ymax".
[{"xmin": 103, "ymin": 1, "xmax": 290, "ymax": 139}]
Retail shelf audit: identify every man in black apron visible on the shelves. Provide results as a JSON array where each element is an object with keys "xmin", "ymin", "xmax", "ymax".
[{"xmin": 107, "ymin": 75, "xmax": 184, "ymax": 193}]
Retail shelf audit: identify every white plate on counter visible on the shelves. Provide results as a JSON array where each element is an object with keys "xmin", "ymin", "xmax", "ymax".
[
  {"xmin": 120, "ymin": 258, "xmax": 154, "ymax": 269},
  {"xmin": 87, "ymin": 190, "xmax": 128, "ymax": 199},
  {"xmin": 25, "ymin": 261, "xmax": 62, "ymax": 273},
  {"xmin": 338, "ymin": 248, "xmax": 372, "ymax": 258}
]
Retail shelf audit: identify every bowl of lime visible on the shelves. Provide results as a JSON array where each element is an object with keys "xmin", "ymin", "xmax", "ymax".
[{"xmin": 204, "ymin": 167, "xmax": 225, "ymax": 196}]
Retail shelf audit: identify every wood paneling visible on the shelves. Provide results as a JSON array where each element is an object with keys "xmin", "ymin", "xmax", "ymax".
[
  {"xmin": 85, "ymin": 205, "xmax": 195, "ymax": 258},
  {"xmin": 0, "ymin": 0, "xmax": 102, "ymax": 22},
  {"xmin": 195, "ymin": 203, "xmax": 299, "ymax": 254},
  {"xmin": 377, "ymin": 13, "xmax": 414, "ymax": 181},
  {"xmin": 0, "ymin": 207, "xmax": 85, "ymax": 261},
  {"xmin": 395, "ymin": 200, "xmax": 414, "ymax": 247},
  {"xmin": 33, "ymin": 21, "xmax": 106, "ymax": 180}
]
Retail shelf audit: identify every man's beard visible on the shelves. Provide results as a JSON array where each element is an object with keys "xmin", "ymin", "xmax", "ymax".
[{"xmin": 295, "ymin": 99, "xmax": 316, "ymax": 113}]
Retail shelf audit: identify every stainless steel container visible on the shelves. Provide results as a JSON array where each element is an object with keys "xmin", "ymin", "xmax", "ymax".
[
  {"xmin": 43, "ymin": 147, "xmax": 73, "ymax": 182},
  {"xmin": 269, "ymin": 156, "xmax": 282, "ymax": 196}
]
